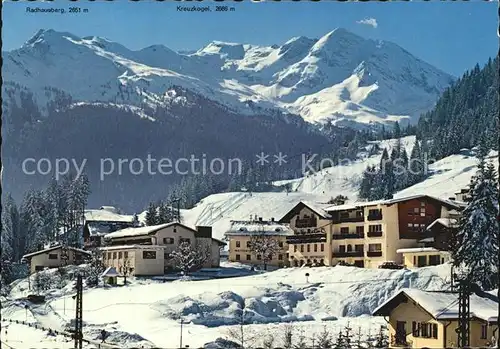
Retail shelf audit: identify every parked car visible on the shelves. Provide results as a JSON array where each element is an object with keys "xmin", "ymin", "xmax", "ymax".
[{"xmin": 378, "ymin": 261, "xmax": 404, "ymax": 270}]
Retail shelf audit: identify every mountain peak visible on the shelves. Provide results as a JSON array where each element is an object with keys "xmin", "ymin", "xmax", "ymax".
[{"xmin": 24, "ymin": 29, "xmax": 79, "ymax": 47}]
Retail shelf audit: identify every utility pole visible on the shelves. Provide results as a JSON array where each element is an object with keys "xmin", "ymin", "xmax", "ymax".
[
  {"xmin": 457, "ymin": 277, "xmax": 471, "ymax": 348},
  {"xmin": 61, "ymin": 246, "xmax": 68, "ymax": 315},
  {"xmin": 179, "ymin": 319, "xmax": 184, "ymax": 349},
  {"xmin": 74, "ymin": 274, "xmax": 83, "ymax": 349},
  {"xmin": 171, "ymin": 198, "xmax": 181, "ymax": 223}
]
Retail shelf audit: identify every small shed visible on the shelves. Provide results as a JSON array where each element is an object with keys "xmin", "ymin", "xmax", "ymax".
[{"xmin": 101, "ymin": 267, "xmax": 121, "ymax": 285}]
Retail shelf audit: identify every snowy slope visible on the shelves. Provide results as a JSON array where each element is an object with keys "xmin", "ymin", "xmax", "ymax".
[
  {"xmin": 3, "ymin": 28, "xmax": 453, "ymax": 127},
  {"xmin": 3, "ymin": 264, "xmax": 453, "ymax": 348},
  {"xmin": 177, "ymin": 137, "xmax": 498, "ymax": 242}
]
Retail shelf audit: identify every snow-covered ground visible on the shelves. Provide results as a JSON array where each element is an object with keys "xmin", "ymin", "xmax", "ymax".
[{"xmin": 2, "ymin": 263, "xmax": 453, "ymax": 348}]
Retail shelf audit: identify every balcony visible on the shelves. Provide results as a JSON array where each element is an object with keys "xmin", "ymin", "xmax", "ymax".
[
  {"xmin": 332, "ymin": 233, "xmax": 364, "ymax": 240},
  {"xmin": 366, "ymin": 251, "xmax": 383, "ymax": 257},
  {"xmin": 367, "ymin": 213, "xmax": 383, "ymax": 221},
  {"xmin": 295, "ymin": 217, "xmax": 317, "ymax": 228},
  {"xmin": 367, "ymin": 231, "xmax": 383, "ymax": 238},
  {"xmin": 286, "ymin": 233, "xmax": 326, "ymax": 244},
  {"xmin": 400, "ymin": 230, "xmax": 433, "ymax": 240},
  {"xmin": 333, "ymin": 216, "xmax": 365, "ymax": 224},
  {"xmin": 332, "ymin": 251, "xmax": 364, "ymax": 258},
  {"xmin": 391, "ymin": 334, "xmax": 409, "ymax": 347}
]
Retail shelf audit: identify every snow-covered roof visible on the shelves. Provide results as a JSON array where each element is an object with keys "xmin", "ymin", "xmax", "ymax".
[
  {"xmin": 105, "ymin": 222, "xmax": 194, "ymax": 239},
  {"xmin": 101, "ymin": 266, "xmax": 121, "ymax": 277},
  {"xmin": 426, "ymin": 218, "xmax": 458, "ymax": 230},
  {"xmin": 225, "ymin": 220, "xmax": 294, "ymax": 236},
  {"xmin": 396, "ymin": 247, "xmax": 449, "ymax": 254},
  {"xmin": 279, "ymin": 201, "xmax": 332, "ymax": 222},
  {"xmin": 22, "ymin": 245, "xmax": 91, "ymax": 259},
  {"xmin": 325, "ymin": 194, "xmax": 462, "ymax": 212},
  {"xmin": 84, "ymin": 209, "xmax": 134, "ymax": 223},
  {"xmin": 101, "ymin": 245, "xmax": 165, "ymax": 251},
  {"xmin": 373, "ymin": 289, "xmax": 498, "ymax": 322}
]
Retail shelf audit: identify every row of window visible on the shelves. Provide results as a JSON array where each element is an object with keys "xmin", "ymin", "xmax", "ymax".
[
  {"xmin": 411, "ymin": 322, "xmax": 438, "ymax": 339},
  {"xmin": 235, "ymin": 241, "xmax": 284, "ymax": 248},
  {"xmin": 162, "ymin": 237, "xmax": 190, "ymax": 244},
  {"xmin": 235, "ymin": 253, "xmax": 284, "ymax": 261},
  {"xmin": 293, "ymin": 243, "xmax": 325, "ymax": 253},
  {"xmin": 292, "ymin": 259, "xmax": 325, "ymax": 267},
  {"xmin": 104, "ymin": 250, "xmax": 157, "ymax": 260}
]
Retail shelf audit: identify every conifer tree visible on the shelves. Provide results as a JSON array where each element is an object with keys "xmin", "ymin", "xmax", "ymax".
[
  {"xmin": 145, "ymin": 202, "xmax": 159, "ymax": 226},
  {"xmin": 452, "ymin": 151, "xmax": 499, "ymax": 290}
]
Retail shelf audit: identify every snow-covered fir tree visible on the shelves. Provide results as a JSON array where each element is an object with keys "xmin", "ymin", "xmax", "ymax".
[
  {"xmin": 169, "ymin": 241, "xmax": 210, "ymax": 275},
  {"xmin": 452, "ymin": 144, "xmax": 499, "ymax": 290},
  {"xmin": 158, "ymin": 201, "xmax": 174, "ymax": 224},
  {"xmin": 21, "ymin": 189, "xmax": 46, "ymax": 253},
  {"xmin": 145, "ymin": 202, "xmax": 159, "ymax": 226}
]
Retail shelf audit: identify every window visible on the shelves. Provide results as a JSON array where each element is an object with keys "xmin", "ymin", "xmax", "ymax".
[
  {"xmin": 118, "ymin": 252, "xmax": 123, "ymax": 259},
  {"xmin": 412, "ymin": 322, "xmax": 419, "ymax": 337},
  {"xmin": 246, "ymin": 241, "xmax": 251, "ymax": 248},
  {"xmin": 417, "ymin": 255, "xmax": 427, "ymax": 267},
  {"xmin": 314, "ymin": 244, "xmax": 318, "ymax": 252},
  {"xmin": 246, "ymin": 254, "xmax": 251, "ymax": 261},
  {"xmin": 48, "ymin": 254, "xmax": 58, "ymax": 260},
  {"xmin": 235, "ymin": 254, "xmax": 240, "ymax": 261},
  {"xmin": 481, "ymin": 324, "xmax": 487, "ymax": 339},
  {"xmin": 236, "ymin": 241, "xmax": 241, "ymax": 248},
  {"xmin": 339, "ymin": 245, "xmax": 346, "ymax": 253},
  {"xmin": 414, "ymin": 207, "xmax": 420, "ymax": 214},
  {"xmin": 420, "ymin": 202, "xmax": 425, "ymax": 207},
  {"xmin": 301, "ymin": 245, "xmax": 304, "ymax": 253},
  {"xmin": 356, "ymin": 226, "xmax": 364, "ymax": 234},
  {"xmin": 124, "ymin": 251, "xmax": 128, "ymax": 258},
  {"xmin": 407, "ymin": 223, "xmax": 413, "ymax": 230},
  {"xmin": 179, "ymin": 238, "xmax": 191, "ymax": 244},
  {"xmin": 163, "ymin": 237, "xmax": 174, "ymax": 244},
  {"xmin": 429, "ymin": 255, "xmax": 441, "ymax": 265},
  {"xmin": 257, "ymin": 255, "xmax": 262, "ymax": 260},
  {"xmin": 278, "ymin": 254, "xmax": 283, "ymax": 260},
  {"xmin": 368, "ymin": 244, "xmax": 382, "ymax": 252},
  {"xmin": 108, "ymin": 252, "xmax": 111, "ymax": 259},
  {"xmin": 420, "ymin": 223, "xmax": 426, "ymax": 229},
  {"xmin": 142, "ymin": 251, "xmax": 156, "ymax": 259},
  {"xmin": 340, "ymin": 227, "xmax": 349, "ymax": 234},
  {"xmin": 113, "ymin": 252, "xmax": 117, "ymax": 259},
  {"xmin": 355, "ymin": 245, "xmax": 363, "ymax": 252},
  {"xmin": 340, "ymin": 212, "xmax": 349, "ymax": 219},
  {"xmin": 421, "ymin": 323, "xmax": 429, "ymax": 337},
  {"xmin": 369, "ymin": 209, "xmax": 380, "ymax": 215},
  {"xmin": 368, "ymin": 225, "xmax": 382, "ymax": 232},
  {"xmin": 320, "ymin": 244, "xmax": 324, "ymax": 252},
  {"xmin": 346, "ymin": 245, "xmax": 353, "ymax": 252},
  {"xmin": 432, "ymin": 323, "xmax": 438, "ymax": 339},
  {"xmin": 420, "ymin": 208, "xmax": 426, "ymax": 217},
  {"xmin": 307, "ymin": 245, "xmax": 310, "ymax": 252},
  {"xmin": 278, "ymin": 241, "xmax": 283, "ymax": 248},
  {"xmin": 408, "ymin": 208, "xmax": 414, "ymax": 215},
  {"xmin": 294, "ymin": 245, "xmax": 298, "ymax": 252},
  {"xmin": 268, "ymin": 254, "xmax": 273, "ymax": 260},
  {"xmin": 355, "ymin": 211, "xmax": 363, "ymax": 217}
]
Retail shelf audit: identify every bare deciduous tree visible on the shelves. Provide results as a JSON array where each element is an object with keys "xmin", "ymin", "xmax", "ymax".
[
  {"xmin": 119, "ymin": 256, "xmax": 132, "ymax": 285},
  {"xmin": 249, "ymin": 234, "xmax": 280, "ymax": 270},
  {"xmin": 225, "ymin": 309, "xmax": 257, "ymax": 348},
  {"xmin": 281, "ymin": 323, "xmax": 294, "ymax": 349}
]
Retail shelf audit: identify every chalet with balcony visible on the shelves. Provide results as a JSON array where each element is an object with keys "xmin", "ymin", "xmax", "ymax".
[
  {"xmin": 278, "ymin": 201, "xmax": 333, "ymax": 266},
  {"xmin": 22, "ymin": 245, "xmax": 91, "ymax": 274},
  {"xmin": 224, "ymin": 218, "xmax": 293, "ymax": 268},
  {"xmin": 373, "ymin": 288, "xmax": 498, "ymax": 348}
]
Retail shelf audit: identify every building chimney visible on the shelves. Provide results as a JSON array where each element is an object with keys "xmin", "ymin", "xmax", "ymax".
[
  {"xmin": 259, "ymin": 217, "xmax": 263, "ymax": 221},
  {"xmin": 271, "ymin": 217, "xmax": 275, "ymax": 222}
]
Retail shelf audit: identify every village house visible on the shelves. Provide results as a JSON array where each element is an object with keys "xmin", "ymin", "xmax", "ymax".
[
  {"xmin": 22, "ymin": 245, "xmax": 92, "ymax": 274},
  {"xmin": 279, "ymin": 194, "xmax": 464, "ymax": 268},
  {"xmin": 224, "ymin": 217, "xmax": 293, "ymax": 268},
  {"xmin": 372, "ymin": 288, "xmax": 498, "ymax": 348},
  {"xmin": 101, "ymin": 222, "xmax": 225, "ymax": 276},
  {"xmin": 82, "ymin": 206, "xmax": 136, "ymax": 249},
  {"xmin": 278, "ymin": 202, "xmax": 334, "ymax": 267}
]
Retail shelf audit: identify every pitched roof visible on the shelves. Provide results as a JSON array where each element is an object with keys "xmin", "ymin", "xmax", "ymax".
[
  {"xmin": 426, "ymin": 217, "xmax": 458, "ymax": 230},
  {"xmin": 104, "ymin": 222, "xmax": 197, "ymax": 239},
  {"xmin": 225, "ymin": 220, "xmax": 294, "ymax": 237},
  {"xmin": 212, "ymin": 238, "xmax": 227, "ymax": 246},
  {"xmin": 373, "ymin": 289, "xmax": 498, "ymax": 322},
  {"xmin": 325, "ymin": 194, "xmax": 463, "ymax": 212},
  {"xmin": 396, "ymin": 247, "xmax": 449, "ymax": 254},
  {"xmin": 22, "ymin": 245, "xmax": 91, "ymax": 259},
  {"xmin": 278, "ymin": 201, "xmax": 331, "ymax": 222},
  {"xmin": 101, "ymin": 266, "xmax": 121, "ymax": 277},
  {"xmin": 84, "ymin": 209, "xmax": 134, "ymax": 223}
]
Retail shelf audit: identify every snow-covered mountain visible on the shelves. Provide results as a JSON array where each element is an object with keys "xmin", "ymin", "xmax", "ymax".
[{"xmin": 3, "ymin": 28, "xmax": 454, "ymax": 127}]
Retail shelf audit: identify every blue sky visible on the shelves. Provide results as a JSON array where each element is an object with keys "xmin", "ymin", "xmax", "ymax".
[{"xmin": 2, "ymin": 1, "xmax": 497, "ymax": 76}]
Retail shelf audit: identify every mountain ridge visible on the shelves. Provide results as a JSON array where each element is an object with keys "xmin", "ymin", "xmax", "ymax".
[{"xmin": 3, "ymin": 27, "xmax": 454, "ymax": 127}]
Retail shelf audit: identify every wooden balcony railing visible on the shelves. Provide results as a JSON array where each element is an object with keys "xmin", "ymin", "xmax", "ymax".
[
  {"xmin": 367, "ymin": 231, "xmax": 383, "ymax": 237},
  {"xmin": 366, "ymin": 251, "xmax": 383, "ymax": 257},
  {"xmin": 286, "ymin": 233, "xmax": 326, "ymax": 244},
  {"xmin": 332, "ymin": 251, "xmax": 364, "ymax": 258},
  {"xmin": 332, "ymin": 233, "xmax": 364, "ymax": 240},
  {"xmin": 295, "ymin": 218, "xmax": 317, "ymax": 228}
]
